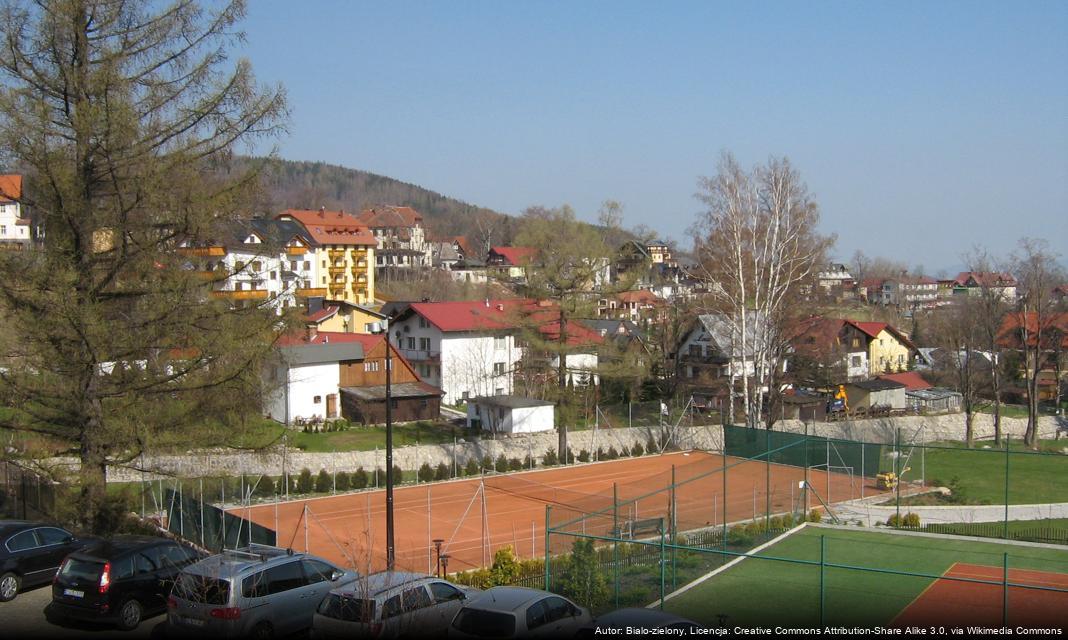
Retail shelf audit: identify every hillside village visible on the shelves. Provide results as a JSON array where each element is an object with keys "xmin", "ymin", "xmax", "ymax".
[{"xmin": 4, "ymin": 173, "xmax": 1065, "ymax": 438}]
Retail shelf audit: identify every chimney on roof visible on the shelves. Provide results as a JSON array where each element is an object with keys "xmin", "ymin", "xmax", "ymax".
[
  {"xmin": 319, "ymin": 206, "xmax": 325, "ymax": 218},
  {"xmin": 323, "ymin": 335, "xmax": 329, "ymax": 344},
  {"xmin": 305, "ymin": 323, "xmax": 318, "ymax": 342}
]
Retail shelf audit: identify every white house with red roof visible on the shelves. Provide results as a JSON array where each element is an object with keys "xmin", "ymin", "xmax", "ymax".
[
  {"xmin": 389, "ymin": 299, "xmax": 602, "ymax": 405},
  {"xmin": 0, "ymin": 175, "xmax": 33, "ymax": 250},
  {"xmin": 952, "ymin": 271, "xmax": 1018, "ymax": 302}
]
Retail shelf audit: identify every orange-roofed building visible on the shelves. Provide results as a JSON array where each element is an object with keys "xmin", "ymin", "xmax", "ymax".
[
  {"xmin": 0, "ymin": 174, "xmax": 33, "ymax": 250},
  {"xmin": 488, "ymin": 246, "xmax": 538, "ymax": 281},
  {"xmin": 277, "ymin": 208, "xmax": 377, "ymax": 305},
  {"xmin": 357, "ymin": 205, "xmax": 430, "ymax": 270}
]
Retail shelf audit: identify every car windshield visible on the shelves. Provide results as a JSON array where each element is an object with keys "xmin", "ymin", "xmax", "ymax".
[
  {"xmin": 452, "ymin": 608, "xmax": 516, "ymax": 637},
  {"xmin": 318, "ymin": 593, "xmax": 375, "ymax": 623},
  {"xmin": 59, "ymin": 558, "xmax": 104, "ymax": 581},
  {"xmin": 174, "ymin": 572, "xmax": 231, "ymax": 605}
]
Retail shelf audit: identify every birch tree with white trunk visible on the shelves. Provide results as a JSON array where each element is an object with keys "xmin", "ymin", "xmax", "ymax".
[{"xmin": 692, "ymin": 153, "xmax": 833, "ymax": 429}]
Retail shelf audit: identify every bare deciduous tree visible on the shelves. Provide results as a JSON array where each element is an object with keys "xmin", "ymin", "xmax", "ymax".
[{"xmin": 692, "ymin": 153, "xmax": 834, "ymax": 428}]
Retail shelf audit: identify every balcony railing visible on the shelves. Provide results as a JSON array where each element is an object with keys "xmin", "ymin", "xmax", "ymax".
[
  {"xmin": 401, "ymin": 349, "xmax": 440, "ymax": 362},
  {"xmin": 211, "ymin": 289, "xmax": 269, "ymax": 301},
  {"xmin": 295, "ymin": 287, "xmax": 328, "ymax": 298}
]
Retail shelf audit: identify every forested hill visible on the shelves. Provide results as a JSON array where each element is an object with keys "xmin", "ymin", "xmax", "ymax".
[{"xmin": 240, "ymin": 156, "xmax": 518, "ymax": 245}]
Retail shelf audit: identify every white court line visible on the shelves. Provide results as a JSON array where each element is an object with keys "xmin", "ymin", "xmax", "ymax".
[{"xmin": 648, "ymin": 522, "xmax": 810, "ymax": 608}]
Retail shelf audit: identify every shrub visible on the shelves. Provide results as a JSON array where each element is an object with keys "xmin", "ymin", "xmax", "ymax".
[
  {"xmin": 646, "ymin": 438, "xmax": 657, "ymax": 455},
  {"xmin": 807, "ymin": 509, "xmax": 822, "ymax": 523},
  {"xmin": 557, "ymin": 539, "xmax": 609, "ymax": 611},
  {"xmin": 418, "ymin": 463, "xmax": 435, "ymax": 483},
  {"xmin": 768, "ymin": 516, "xmax": 783, "ymax": 530},
  {"xmin": 523, "ymin": 455, "xmax": 534, "ymax": 469},
  {"xmin": 606, "ymin": 446, "xmax": 619, "ymax": 460},
  {"xmin": 889, "ymin": 512, "xmax": 922, "ymax": 528},
  {"xmin": 781, "ymin": 513, "xmax": 795, "ymax": 529},
  {"xmin": 577, "ymin": 449, "xmax": 590, "ymax": 463},
  {"xmin": 481, "ymin": 455, "xmax": 493, "ymax": 472},
  {"xmin": 595, "ymin": 447, "xmax": 605, "ymax": 461},
  {"xmin": 435, "ymin": 462, "xmax": 450, "ymax": 481},
  {"xmin": 495, "ymin": 455, "xmax": 509, "ymax": 473},
  {"xmin": 253, "ymin": 476, "xmax": 275, "ymax": 498},
  {"xmin": 335, "ymin": 471, "xmax": 351, "ymax": 492},
  {"xmin": 296, "ymin": 468, "xmax": 314, "ymax": 494},
  {"xmin": 543, "ymin": 448, "xmax": 558, "ymax": 466},
  {"xmin": 393, "ymin": 465, "xmax": 404, "ymax": 484},
  {"xmin": 315, "ymin": 469, "xmax": 332, "ymax": 493},
  {"xmin": 352, "ymin": 467, "xmax": 368, "ymax": 490},
  {"xmin": 631, "ymin": 442, "xmax": 644, "ymax": 457},
  {"xmin": 508, "ymin": 457, "xmax": 523, "ymax": 472},
  {"xmin": 489, "ymin": 546, "xmax": 521, "ymax": 586},
  {"xmin": 465, "ymin": 459, "xmax": 480, "ymax": 476},
  {"xmin": 905, "ymin": 513, "xmax": 921, "ymax": 528}
]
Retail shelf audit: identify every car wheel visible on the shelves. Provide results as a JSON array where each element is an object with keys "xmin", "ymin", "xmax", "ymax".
[
  {"xmin": 117, "ymin": 597, "xmax": 144, "ymax": 631},
  {"xmin": 250, "ymin": 622, "xmax": 274, "ymax": 640},
  {"xmin": 0, "ymin": 572, "xmax": 20, "ymax": 602}
]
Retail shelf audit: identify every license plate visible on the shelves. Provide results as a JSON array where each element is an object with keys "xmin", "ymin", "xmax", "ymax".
[
  {"xmin": 181, "ymin": 617, "xmax": 205, "ymax": 627},
  {"xmin": 63, "ymin": 588, "xmax": 84, "ymax": 598}
]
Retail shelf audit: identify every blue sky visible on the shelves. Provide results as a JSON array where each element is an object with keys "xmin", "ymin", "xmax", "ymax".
[{"xmin": 239, "ymin": 1, "xmax": 1067, "ymax": 270}]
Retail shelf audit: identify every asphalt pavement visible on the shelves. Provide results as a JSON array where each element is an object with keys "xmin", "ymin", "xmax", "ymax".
[{"xmin": 0, "ymin": 583, "xmax": 162, "ymax": 639}]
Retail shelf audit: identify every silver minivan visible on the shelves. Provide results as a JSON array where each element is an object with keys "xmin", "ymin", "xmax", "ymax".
[
  {"xmin": 166, "ymin": 544, "xmax": 358, "ymax": 638},
  {"xmin": 312, "ymin": 571, "xmax": 478, "ymax": 638}
]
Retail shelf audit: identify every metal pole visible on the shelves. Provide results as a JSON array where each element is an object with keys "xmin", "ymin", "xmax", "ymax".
[
  {"xmin": 221, "ymin": 479, "xmax": 226, "ymax": 549},
  {"xmin": 861, "ymin": 443, "xmax": 865, "ymax": 500},
  {"xmin": 481, "ymin": 478, "xmax": 487, "ymax": 567},
  {"xmin": 659, "ymin": 520, "xmax": 666, "ymax": 610},
  {"xmin": 1004, "ymin": 435, "xmax": 1010, "ymax": 540},
  {"xmin": 428, "ymin": 485, "xmax": 432, "ymax": 574},
  {"xmin": 895, "ymin": 428, "xmax": 901, "ymax": 525},
  {"xmin": 304, "ymin": 504, "xmax": 309, "ymax": 552},
  {"xmin": 819, "ymin": 535, "xmax": 826, "ymax": 626},
  {"xmin": 670, "ymin": 465, "xmax": 677, "ymax": 591},
  {"xmin": 544, "ymin": 506, "xmax": 552, "ymax": 590},
  {"xmin": 613, "ymin": 482, "xmax": 619, "ymax": 608},
  {"xmin": 1002, "ymin": 552, "xmax": 1009, "ymax": 626},
  {"xmin": 825, "ymin": 440, "xmax": 830, "ymax": 507},
  {"xmin": 804, "ymin": 419, "xmax": 810, "ymax": 514},
  {"xmin": 199, "ymin": 478, "xmax": 205, "ymax": 548},
  {"xmin": 722, "ymin": 445, "xmax": 727, "ymax": 551},
  {"xmin": 386, "ymin": 326, "xmax": 396, "ymax": 570},
  {"xmin": 765, "ymin": 427, "xmax": 771, "ymax": 532}
]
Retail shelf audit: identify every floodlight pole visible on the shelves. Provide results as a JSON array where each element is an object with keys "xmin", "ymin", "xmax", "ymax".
[{"xmin": 383, "ymin": 319, "xmax": 395, "ymax": 570}]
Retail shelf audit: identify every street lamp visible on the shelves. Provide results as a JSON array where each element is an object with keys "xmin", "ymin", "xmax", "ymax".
[
  {"xmin": 439, "ymin": 553, "xmax": 450, "ymax": 578},
  {"xmin": 433, "ymin": 538, "xmax": 445, "ymax": 577},
  {"xmin": 373, "ymin": 319, "xmax": 395, "ymax": 570}
]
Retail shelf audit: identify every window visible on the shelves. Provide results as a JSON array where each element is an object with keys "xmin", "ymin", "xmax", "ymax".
[
  {"xmin": 851, "ymin": 338, "xmax": 860, "ymax": 348},
  {"xmin": 252, "ymin": 261, "xmax": 262, "ymax": 271},
  {"xmin": 419, "ymin": 337, "xmax": 431, "ymax": 351},
  {"xmin": 493, "ymin": 362, "xmax": 505, "ymax": 376},
  {"xmin": 898, "ymin": 354, "xmax": 905, "ymax": 364},
  {"xmin": 6, "ymin": 529, "xmax": 37, "ymax": 551},
  {"xmin": 270, "ymin": 271, "xmax": 277, "ymax": 280},
  {"xmin": 302, "ymin": 559, "xmax": 337, "ymax": 584},
  {"xmin": 242, "ymin": 570, "xmax": 268, "ymax": 599},
  {"xmin": 265, "ymin": 561, "xmax": 306, "ymax": 594},
  {"xmin": 430, "ymin": 582, "xmax": 464, "ymax": 603},
  {"xmin": 385, "ymin": 587, "xmax": 432, "ymax": 616},
  {"xmin": 290, "ymin": 261, "xmax": 298, "ymax": 270},
  {"xmin": 851, "ymin": 356, "xmax": 862, "ymax": 368},
  {"xmin": 419, "ymin": 317, "xmax": 429, "ymax": 329},
  {"xmin": 543, "ymin": 597, "xmax": 576, "ymax": 623},
  {"xmin": 526, "ymin": 598, "xmax": 550, "ymax": 630},
  {"xmin": 406, "ymin": 337, "xmax": 415, "ymax": 350},
  {"xmin": 113, "ymin": 556, "xmax": 136, "ymax": 580},
  {"xmin": 364, "ymin": 361, "xmax": 379, "ymax": 372},
  {"xmin": 0, "ymin": 225, "xmax": 5, "ymax": 235},
  {"xmin": 159, "ymin": 544, "xmax": 197, "ymax": 568},
  {"xmin": 36, "ymin": 527, "xmax": 71, "ymax": 546},
  {"xmin": 495, "ymin": 387, "xmax": 504, "ymax": 396},
  {"xmin": 134, "ymin": 553, "xmax": 156, "ymax": 575},
  {"xmin": 304, "ymin": 261, "xmax": 310, "ymax": 270},
  {"xmin": 314, "ymin": 395, "xmax": 322, "ymax": 404},
  {"xmin": 494, "ymin": 336, "xmax": 507, "ymax": 351}
]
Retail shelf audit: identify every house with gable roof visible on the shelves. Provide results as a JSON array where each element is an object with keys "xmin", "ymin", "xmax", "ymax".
[
  {"xmin": 357, "ymin": 205, "xmax": 431, "ymax": 271},
  {"xmin": 277, "ymin": 208, "xmax": 377, "ymax": 306},
  {"xmin": 388, "ymin": 299, "xmax": 602, "ymax": 404},
  {"xmin": 0, "ymin": 174, "xmax": 35, "ymax": 250},
  {"xmin": 265, "ymin": 326, "xmax": 441, "ymax": 425},
  {"xmin": 487, "ymin": 246, "xmax": 538, "ymax": 282}
]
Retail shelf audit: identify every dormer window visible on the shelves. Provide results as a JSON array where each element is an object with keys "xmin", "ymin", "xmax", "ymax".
[{"xmin": 244, "ymin": 234, "xmax": 261, "ymax": 244}]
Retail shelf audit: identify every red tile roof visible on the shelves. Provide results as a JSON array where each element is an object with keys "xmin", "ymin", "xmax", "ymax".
[
  {"xmin": 277, "ymin": 209, "xmax": 377, "ymax": 247},
  {"xmin": 953, "ymin": 271, "xmax": 1018, "ymax": 288},
  {"xmin": 997, "ymin": 312, "xmax": 1068, "ymax": 349},
  {"xmin": 877, "ymin": 371, "xmax": 931, "ymax": 391},
  {"xmin": 849, "ymin": 321, "xmax": 887, "ymax": 339},
  {"xmin": 0, "ymin": 175, "xmax": 22, "ymax": 202},
  {"xmin": 489, "ymin": 246, "xmax": 537, "ymax": 266},
  {"xmin": 616, "ymin": 290, "xmax": 663, "ymax": 305},
  {"xmin": 305, "ymin": 306, "xmax": 339, "ymax": 324},
  {"xmin": 405, "ymin": 299, "xmax": 602, "ymax": 346},
  {"xmin": 357, "ymin": 206, "xmax": 423, "ymax": 227}
]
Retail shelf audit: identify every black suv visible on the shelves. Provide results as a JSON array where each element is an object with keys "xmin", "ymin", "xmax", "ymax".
[
  {"xmin": 0, "ymin": 520, "xmax": 92, "ymax": 602},
  {"xmin": 50, "ymin": 535, "xmax": 204, "ymax": 631}
]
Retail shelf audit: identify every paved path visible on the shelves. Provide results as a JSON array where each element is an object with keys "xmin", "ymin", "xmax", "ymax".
[{"xmin": 831, "ymin": 494, "xmax": 1068, "ymax": 527}]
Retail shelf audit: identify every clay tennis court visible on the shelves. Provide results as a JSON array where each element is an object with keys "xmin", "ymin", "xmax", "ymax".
[
  {"xmin": 893, "ymin": 563, "xmax": 1068, "ymax": 627},
  {"xmin": 235, "ymin": 451, "xmax": 876, "ymax": 573}
]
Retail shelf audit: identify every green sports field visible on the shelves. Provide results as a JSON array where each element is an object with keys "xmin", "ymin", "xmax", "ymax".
[{"xmin": 663, "ymin": 525, "xmax": 1068, "ymax": 627}]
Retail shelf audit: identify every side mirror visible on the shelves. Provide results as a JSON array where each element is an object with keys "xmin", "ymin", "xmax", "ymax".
[
  {"xmin": 64, "ymin": 535, "xmax": 75, "ymax": 544},
  {"xmin": 331, "ymin": 570, "xmax": 345, "ymax": 581}
]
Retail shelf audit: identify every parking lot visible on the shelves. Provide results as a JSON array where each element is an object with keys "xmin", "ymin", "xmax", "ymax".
[{"xmin": 0, "ymin": 584, "xmax": 161, "ymax": 639}]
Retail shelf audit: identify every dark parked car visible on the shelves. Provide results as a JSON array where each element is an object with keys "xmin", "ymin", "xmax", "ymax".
[
  {"xmin": 0, "ymin": 520, "xmax": 93, "ymax": 602},
  {"xmin": 50, "ymin": 535, "xmax": 205, "ymax": 631}
]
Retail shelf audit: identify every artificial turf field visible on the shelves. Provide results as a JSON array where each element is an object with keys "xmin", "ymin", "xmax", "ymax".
[{"xmin": 663, "ymin": 525, "xmax": 1068, "ymax": 627}]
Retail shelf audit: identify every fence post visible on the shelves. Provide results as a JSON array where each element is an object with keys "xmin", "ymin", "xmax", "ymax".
[
  {"xmin": 659, "ymin": 519, "xmax": 666, "ymax": 611},
  {"xmin": 199, "ymin": 477, "xmax": 205, "ymax": 548},
  {"xmin": 1002, "ymin": 552, "xmax": 1009, "ymax": 626},
  {"xmin": 819, "ymin": 535, "xmax": 826, "ymax": 626},
  {"xmin": 861, "ymin": 443, "xmax": 865, "ymax": 500},
  {"xmin": 765, "ymin": 426, "xmax": 771, "ymax": 533},
  {"xmin": 804, "ymin": 420, "xmax": 810, "ymax": 514},
  {"xmin": 1004, "ymin": 435, "xmax": 1010, "ymax": 540},
  {"xmin": 544, "ymin": 506, "xmax": 552, "ymax": 591},
  {"xmin": 894, "ymin": 428, "xmax": 901, "ymax": 526},
  {"xmin": 722, "ymin": 446, "xmax": 728, "ymax": 553},
  {"xmin": 670, "ymin": 465, "xmax": 677, "ymax": 592},
  {"xmin": 613, "ymin": 483, "xmax": 619, "ymax": 608}
]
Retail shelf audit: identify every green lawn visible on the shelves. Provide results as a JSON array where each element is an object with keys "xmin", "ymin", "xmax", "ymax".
[
  {"xmin": 664, "ymin": 526, "xmax": 1068, "ymax": 627},
  {"xmin": 227, "ymin": 419, "xmax": 468, "ymax": 452},
  {"xmin": 910, "ymin": 440, "xmax": 1068, "ymax": 505}
]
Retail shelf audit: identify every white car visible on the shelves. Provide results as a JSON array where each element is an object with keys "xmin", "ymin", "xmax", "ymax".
[
  {"xmin": 448, "ymin": 586, "xmax": 591, "ymax": 638},
  {"xmin": 312, "ymin": 571, "xmax": 477, "ymax": 638}
]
